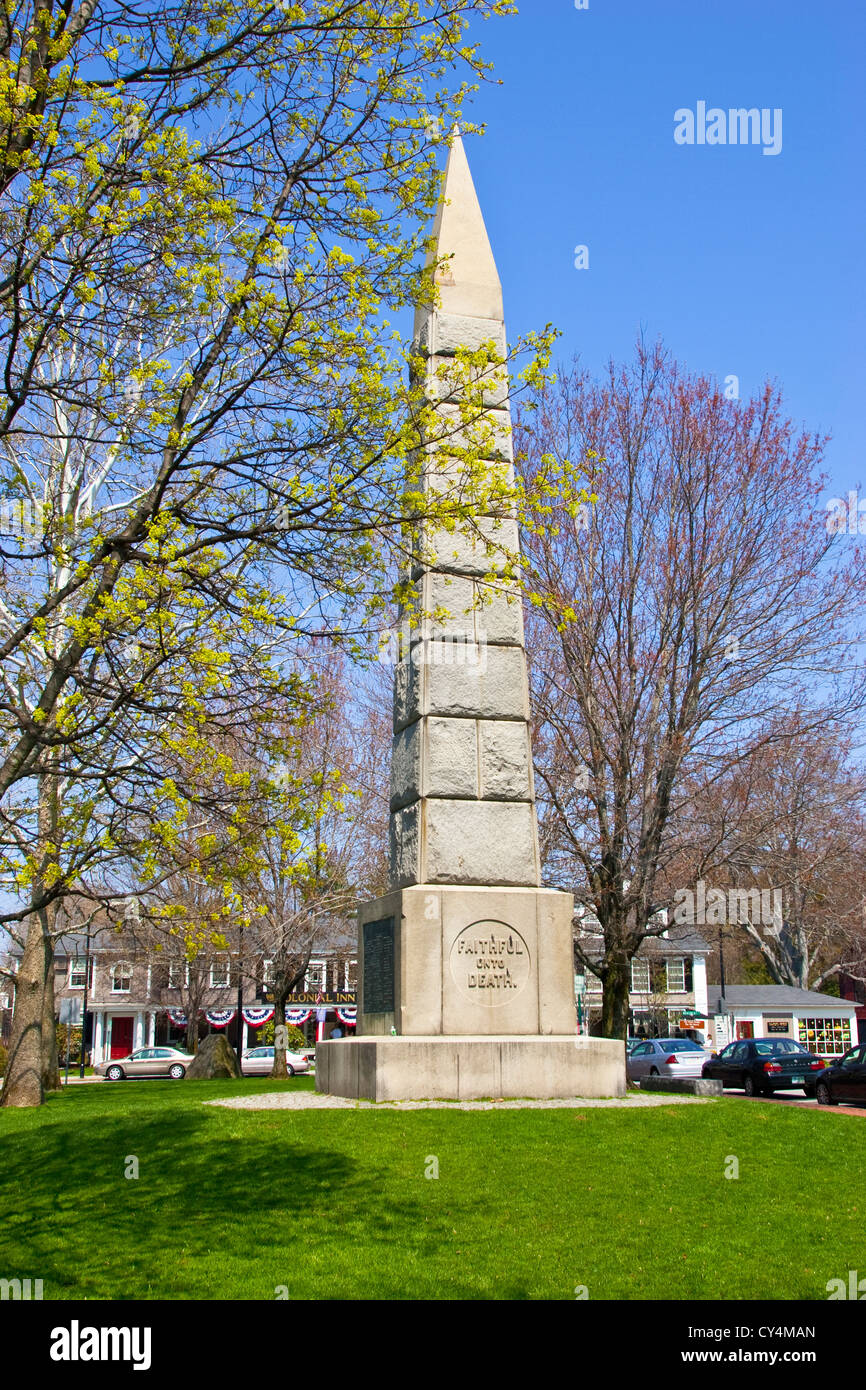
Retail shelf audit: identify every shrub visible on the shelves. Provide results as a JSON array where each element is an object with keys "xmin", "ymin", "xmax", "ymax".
[
  {"xmin": 258, "ymin": 1020, "xmax": 307, "ymax": 1050},
  {"xmin": 56, "ymin": 1024, "xmax": 83, "ymax": 1064}
]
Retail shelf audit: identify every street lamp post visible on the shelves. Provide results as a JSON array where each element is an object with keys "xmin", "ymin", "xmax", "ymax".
[
  {"xmin": 235, "ymin": 924, "xmax": 244, "ymax": 1068},
  {"xmin": 78, "ymin": 926, "xmax": 92, "ymax": 1079}
]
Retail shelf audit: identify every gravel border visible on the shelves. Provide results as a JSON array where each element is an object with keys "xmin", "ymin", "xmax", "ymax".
[{"xmin": 204, "ymin": 1091, "xmax": 714, "ymax": 1112}]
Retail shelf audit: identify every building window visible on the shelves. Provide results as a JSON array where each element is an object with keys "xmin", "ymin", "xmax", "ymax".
[
  {"xmin": 798, "ymin": 1017, "xmax": 852, "ymax": 1056},
  {"xmin": 344, "ymin": 959, "xmax": 357, "ymax": 990},
  {"xmin": 68, "ymin": 958, "xmax": 92, "ymax": 990},
  {"xmin": 210, "ymin": 959, "xmax": 230, "ymax": 989},
  {"xmin": 666, "ymin": 958, "xmax": 686, "ymax": 993},
  {"xmin": 111, "ymin": 963, "xmax": 132, "ymax": 994},
  {"xmin": 630, "ymin": 959, "xmax": 650, "ymax": 993},
  {"xmin": 168, "ymin": 962, "xmax": 189, "ymax": 989},
  {"xmin": 306, "ymin": 960, "xmax": 326, "ymax": 992}
]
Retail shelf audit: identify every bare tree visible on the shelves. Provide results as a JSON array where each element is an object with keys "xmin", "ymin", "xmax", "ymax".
[
  {"xmin": 686, "ymin": 720, "xmax": 866, "ymax": 990},
  {"xmin": 519, "ymin": 343, "xmax": 866, "ymax": 1038},
  {"xmin": 244, "ymin": 646, "xmax": 388, "ymax": 1074}
]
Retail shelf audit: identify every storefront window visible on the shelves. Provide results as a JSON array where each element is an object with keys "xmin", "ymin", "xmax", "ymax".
[{"xmin": 798, "ymin": 1017, "xmax": 851, "ymax": 1055}]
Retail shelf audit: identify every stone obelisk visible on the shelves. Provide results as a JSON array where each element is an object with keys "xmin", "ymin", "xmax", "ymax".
[{"xmin": 316, "ymin": 131, "xmax": 624, "ymax": 1100}]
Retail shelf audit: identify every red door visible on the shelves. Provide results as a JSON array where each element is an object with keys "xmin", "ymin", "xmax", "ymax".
[{"xmin": 110, "ymin": 1017, "xmax": 134, "ymax": 1058}]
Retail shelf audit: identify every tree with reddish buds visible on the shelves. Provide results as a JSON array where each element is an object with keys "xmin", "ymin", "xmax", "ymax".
[{"xmin": 519, "ymin": 342, "xmax": 866, "ymax": 1039}]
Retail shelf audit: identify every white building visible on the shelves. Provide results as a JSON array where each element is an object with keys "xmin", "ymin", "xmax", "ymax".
[{"xmin": 708, "ymin": 985, "xmax": 859, "ymax": 1057}]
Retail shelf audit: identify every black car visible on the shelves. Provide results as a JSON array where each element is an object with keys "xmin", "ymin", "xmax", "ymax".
[
  {"xmin": 814, "ymin": 1044, "xmax": 866, "ymax": 1106},
  {"xmin": 701, "ymin": 1037, "xmax": 826, "ymax": 1097}
]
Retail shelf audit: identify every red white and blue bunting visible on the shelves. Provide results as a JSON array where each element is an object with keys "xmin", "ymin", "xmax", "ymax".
[
  {"xmin": 167, "ymin": 1008, "xmax": 187, "ymax": 1027},
  {"xmin": 285, "ymin": 1007, "xmax": 312, "ymax": 1026},
  {"xmin": 205, "ymin": 1008, "xmax": 236, "ymax": 1029},
  {"xmin": 335, "ymin": 1007, "xmax": 357, "ymax": 1026},
  {"xmin": 242, "ymin": 1006, "xmax": 275, "ymax": 1027}
]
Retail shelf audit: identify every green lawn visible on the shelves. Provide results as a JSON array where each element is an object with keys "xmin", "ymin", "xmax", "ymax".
[{"xmin": 0, "ymin": 1080, "xmax": 862, "ymax": 1300}]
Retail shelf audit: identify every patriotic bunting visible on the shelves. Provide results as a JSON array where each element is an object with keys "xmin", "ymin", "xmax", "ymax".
[
  {"xmin": 205, "ymin": 1008, "xmax": 236, "ymax": 1028},
  {"xmin": 242, "ymin": 1006, "xmax": 275, "ymax": 1027}
]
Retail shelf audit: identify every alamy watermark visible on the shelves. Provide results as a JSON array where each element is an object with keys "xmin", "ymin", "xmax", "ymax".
[
  {"xmin": 825, "ymin": 490, "xmax": 866, "ymax": 536},
  {"xmin": 0, "ymin": 497, "xmax": 44, "ymax": 538},
  {"xmin": 50, "ymin": 1322, "xmax": 151, "ymax": 1370},
  {"xmin": 826, "ymin": 1270, "xmax": 866, "ymax": 1300},
  {"xmin": 674, "ymin": 103, "xmax": 782, "ymax": 157},
  {"xmin": 1, "ymin": 1277, "xmax": 43, "ymax": 1300},
  {"xmin": 378, "ymin": 624, "xmax": 488, "ymax": 673},
  {"xmin": 672, "ymin": 880, "xmax": 782, "ymax": 934}
]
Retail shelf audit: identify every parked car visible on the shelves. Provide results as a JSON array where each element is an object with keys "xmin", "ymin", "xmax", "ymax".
[
  {"xmin": 701, "ymin": 1038, "xmax": 826, "ymax": 1096},
  {"xmin": 814, "ymin": 1044, "xmax": 866, "ymax": 1106},
  {"xmin": 626, "ymin": 1038, "xmax": 710, "ymax": 1082},
  {"xmin": 242, "ymin": 1045, "xmax": 311, "ymax": 1077},
  {"xmin": 95, "ymin": 1046, "xmax": 194, "ymax": 1081}
]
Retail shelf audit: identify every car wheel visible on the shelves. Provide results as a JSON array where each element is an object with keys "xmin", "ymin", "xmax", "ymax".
[
  {"xmin": 106, "ymin": 1065, "xmax": 124, "ymax": 1081},
  {"xmin": 286, "ymin": 1064, "xmax": 295, "ymax": 1076},
  {"xmin": 816, "ymin": 1081, "xmax": 835, "ymax": 1106},
  {"xmin": 649, "ymin": 1067, "xmax": 659, "ymax": 1076},
  {"xmin": 744, "ymin": 1075, "xmax": 760, "ymax": 1097},
  {"xmin": 168, "ymin": 1064, "xmax": 185, "ymax": 1080}
]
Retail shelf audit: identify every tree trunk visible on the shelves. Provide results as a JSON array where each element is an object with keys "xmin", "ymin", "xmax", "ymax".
[
  {"xmin": 600, "ymin": 955, "xmax": 631, "ymax": 1040},
  {"xmin": 2, "ymin": 762, "xmax": 62, "ymax": 1107},
  {"xmin": 0, "ymin": 912, "xmax": 48, "ymax": 1107},
  {"xmin": 271, "ymin": 995, "xmax": 288, "ymax": 1078}
]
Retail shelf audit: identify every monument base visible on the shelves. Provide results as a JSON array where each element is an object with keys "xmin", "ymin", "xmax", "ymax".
[{"xmin": 315, "ymin": 1035, "xmax": 625, "ymax": 1102}]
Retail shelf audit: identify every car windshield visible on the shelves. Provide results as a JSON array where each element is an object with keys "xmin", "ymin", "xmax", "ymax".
[
  {"xmin": 661, "ymin": 1040, "xmax": 703, "ymax": 1052},
  {"xmin": 753, "ymin": 1040, "xmax": 807, "ymax": 1055}
]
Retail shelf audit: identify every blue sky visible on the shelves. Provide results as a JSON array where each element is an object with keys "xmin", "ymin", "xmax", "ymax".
[{"xmin": 459, "ymin": 0, "xmax": 865, "ymax": 500}]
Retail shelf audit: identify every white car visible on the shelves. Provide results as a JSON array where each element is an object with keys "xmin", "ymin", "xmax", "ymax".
[{"xmin": 241, "ymin": 1045, "xmax": 310, "ymax": 1076}]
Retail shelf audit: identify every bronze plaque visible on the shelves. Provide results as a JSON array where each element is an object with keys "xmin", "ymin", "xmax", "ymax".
[{"xmin": 363, "ymin": 917, "xmax": 395, "ymax": 1014}]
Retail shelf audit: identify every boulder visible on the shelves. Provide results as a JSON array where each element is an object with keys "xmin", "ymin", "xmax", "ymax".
[{"xmin": 186, "ymin": 1033, "xmax": 242, "ymax": 1080}]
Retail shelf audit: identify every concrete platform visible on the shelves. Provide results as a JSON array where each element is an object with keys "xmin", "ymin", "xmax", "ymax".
[
  {"xmin": 315, "ymin": 1035, "xmax": 625, "ymax": 1102},
  {"xmin": 639, "ymin": 1076, "xmax": 723, "ymax": 1096}
]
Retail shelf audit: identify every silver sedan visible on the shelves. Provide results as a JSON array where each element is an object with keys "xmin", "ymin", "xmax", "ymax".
[
  {"xmin": 627, "ymin": 1038, "xmax": 710, "ymax": 1083},
  {"xmin": 96, "ymin": 1046, "xmax": 195, "ymax": 1081},
  {"xmin": 242, "ymin": 1045, "xmax": 310, "ymax": 1076}
]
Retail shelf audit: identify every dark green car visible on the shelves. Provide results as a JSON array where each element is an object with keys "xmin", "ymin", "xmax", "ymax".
[{"xmin": 701, "ymin": 1038, "xmax": 826, "ymax": 1097}]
